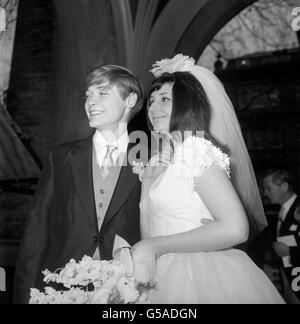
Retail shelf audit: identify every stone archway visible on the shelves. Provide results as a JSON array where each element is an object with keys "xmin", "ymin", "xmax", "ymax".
[
  {"xmin": 176, "ymin": 0, "xmax": 257, "ymax": 60},
  {"xmin": 111, "ymin": 0, "xmax": 256, "ymax": 88}
]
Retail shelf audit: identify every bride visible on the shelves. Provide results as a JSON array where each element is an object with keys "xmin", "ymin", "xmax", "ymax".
[{"xmin": 131, "ymin": 55, "xmax": 285, "ymax": 304}]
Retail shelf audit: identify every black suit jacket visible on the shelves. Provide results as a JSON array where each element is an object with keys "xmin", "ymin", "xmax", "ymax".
[
  {"xmin": 13, "ymin": 136, "xmax": 142, "ymax": 303},
  {"xmin": 278, "ymin": 197, "xmax": 300, "ymax": 296}
]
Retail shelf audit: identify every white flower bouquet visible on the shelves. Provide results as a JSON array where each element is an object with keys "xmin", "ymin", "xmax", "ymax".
[{"xmin": 29, "ymin": 249, "xmax": 156, "ymax": 304}]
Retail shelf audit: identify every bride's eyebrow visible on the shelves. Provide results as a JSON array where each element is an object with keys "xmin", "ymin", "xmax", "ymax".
[
  {"xmin": 149, "ymin": 91, "xmax": 171, "ymax": 101},
  {"xmin": 158, "ymin": 92, "xmax": 171, "ymax": 96}
]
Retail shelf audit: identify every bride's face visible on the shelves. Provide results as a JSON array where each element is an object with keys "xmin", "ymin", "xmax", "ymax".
[{"xmin": 148, "ymin": 83, "xmax": 173, "ymax": 132}]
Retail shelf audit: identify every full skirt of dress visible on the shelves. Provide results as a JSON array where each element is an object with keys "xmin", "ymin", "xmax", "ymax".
[{"xmin": 148, "ymin": 249, "xmax": 284, "ymax": 304}]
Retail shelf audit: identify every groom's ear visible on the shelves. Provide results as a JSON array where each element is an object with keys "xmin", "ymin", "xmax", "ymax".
[{"xmin": 126, "ymin": 92, "xmax": 138, "ymax": 110}]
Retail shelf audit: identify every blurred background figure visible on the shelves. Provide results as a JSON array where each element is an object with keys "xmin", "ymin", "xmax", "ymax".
[{"xmin": 263, "ymin": 169, "xmax": 300, "ymax": 304}]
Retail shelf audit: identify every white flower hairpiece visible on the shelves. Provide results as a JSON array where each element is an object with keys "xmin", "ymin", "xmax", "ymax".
[{"xmin": 150, "ymin": 54, "xmax": 196, "ymax": 77}]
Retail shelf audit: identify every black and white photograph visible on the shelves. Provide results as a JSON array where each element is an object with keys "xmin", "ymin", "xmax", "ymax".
[{"xmin": 0, "ymin": 0, "xmax": 300, "ymax": 308}]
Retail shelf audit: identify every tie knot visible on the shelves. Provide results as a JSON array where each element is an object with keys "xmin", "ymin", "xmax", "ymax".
[{"xmin": 105, "ymin": 145, "xmax": 117, "ymax": 156}]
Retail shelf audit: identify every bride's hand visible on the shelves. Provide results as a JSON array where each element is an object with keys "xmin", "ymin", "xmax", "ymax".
[{"xmin": 131, "ymin": 239, "xmax": 156, "ymax": 283}]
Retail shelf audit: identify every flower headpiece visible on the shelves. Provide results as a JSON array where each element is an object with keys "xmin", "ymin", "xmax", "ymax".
[{"xmin": 150, "ymin": 54, "xmax": 196, "ymax": 77}]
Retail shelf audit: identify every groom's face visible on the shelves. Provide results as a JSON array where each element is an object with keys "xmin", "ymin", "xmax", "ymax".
[{"xmin": 85, "ymin": 84, "xmax": 129, "ymax": 132}]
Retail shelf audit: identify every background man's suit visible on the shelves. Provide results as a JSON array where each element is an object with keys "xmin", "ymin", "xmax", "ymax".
[
  {"xmin": 13, "ymin": 135, "xmax": 142, "ymax": 303},
  {"xmin": 277, "ymin": 197, "xmax": 300, "ymax": 302}
]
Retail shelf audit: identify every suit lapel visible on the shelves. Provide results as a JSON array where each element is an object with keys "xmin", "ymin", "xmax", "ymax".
[
  {"xmin": 100, "ymin": 143, "xmax": 140, "ymax": 231},
  {"xmin": 68, "ymin": 136, "xmax": 97, "ymax": 229}
]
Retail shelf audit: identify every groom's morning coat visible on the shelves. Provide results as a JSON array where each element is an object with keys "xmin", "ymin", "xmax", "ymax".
[{"xmin": 13, "ymin": 136, "xmax": 142, "ymax": 303}]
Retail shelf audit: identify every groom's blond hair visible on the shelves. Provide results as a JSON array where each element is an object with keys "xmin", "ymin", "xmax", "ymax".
[{"xmin": 86, "ymin": 65, "xmax": 144, "ymax": 121}]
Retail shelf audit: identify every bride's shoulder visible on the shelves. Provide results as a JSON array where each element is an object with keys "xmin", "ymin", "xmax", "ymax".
[{"xmin": 173, "ymin": 136, "xmax": 230, "ymax": 178}]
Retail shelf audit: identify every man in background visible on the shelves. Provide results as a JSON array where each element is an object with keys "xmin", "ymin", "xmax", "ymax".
[{"xmin": 263, "ymin": 169, "xmax": 300, "ymax": 304}]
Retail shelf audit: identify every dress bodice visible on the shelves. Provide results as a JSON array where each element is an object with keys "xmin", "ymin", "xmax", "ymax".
[{"xmin": 140, "ymin": 136, "xmax": 230, "ymax": 239}]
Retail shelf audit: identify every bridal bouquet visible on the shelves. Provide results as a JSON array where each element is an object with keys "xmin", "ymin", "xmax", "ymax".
[{"xmin": 29, "ymin": 249, "xmax": 156, "ymax": 304}]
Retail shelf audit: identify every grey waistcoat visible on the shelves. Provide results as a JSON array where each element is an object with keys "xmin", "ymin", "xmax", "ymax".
[{"xmin": 92, "ymin": 148, "xmax": 123, "ymax": 259}]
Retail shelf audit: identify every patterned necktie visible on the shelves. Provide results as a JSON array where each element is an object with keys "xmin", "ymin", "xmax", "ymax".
[
  {"xmin": 276, "ymin": 206, "xmax": 284, "ymax": 237},
  {"xmin": 101, "ymin": 145, "xmax": 117, "ymax": 178}
]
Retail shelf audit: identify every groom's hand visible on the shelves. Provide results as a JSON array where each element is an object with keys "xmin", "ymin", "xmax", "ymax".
[
  {"xmin": 131, "ymin": 240, "xmax": 156, "ymax": 283},
  {"xmin": 131, "ymin": 239, "xmax": 157, "ymax": 257}
]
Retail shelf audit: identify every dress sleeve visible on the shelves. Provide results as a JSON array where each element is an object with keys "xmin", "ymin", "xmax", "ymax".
[{"xmin": 173, "ymin": 136, "xmax": 230, "ymax": 179}]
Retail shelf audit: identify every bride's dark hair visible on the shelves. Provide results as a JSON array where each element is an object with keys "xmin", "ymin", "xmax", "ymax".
[{"xmin": 148, "ymin": 72, "xmax": 213, "ymax": 140}]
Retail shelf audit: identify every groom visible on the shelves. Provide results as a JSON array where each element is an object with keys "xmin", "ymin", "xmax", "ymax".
[{"xmin": 13, "ymin": 65, "xmax": 145, "ymax": 303}]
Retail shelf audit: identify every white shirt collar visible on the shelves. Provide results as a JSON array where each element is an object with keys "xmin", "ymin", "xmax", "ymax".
[
  {"xmin": 93, "ymin": 130, "xmax": 129, "ymax": 166},
  {"xmin": 281, "ymin": 193, "xmax": 297, "ymax": 221}
]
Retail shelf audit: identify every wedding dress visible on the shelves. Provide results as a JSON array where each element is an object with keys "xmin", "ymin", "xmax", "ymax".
[{"xmin": 140, "ymin": 136, "xmax": 285, "ymax": 304}]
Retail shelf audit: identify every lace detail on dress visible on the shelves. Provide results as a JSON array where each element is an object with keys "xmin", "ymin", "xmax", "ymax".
[{"xmin": 173, "ymin": 136, "xmax": 230, "ymax": 180}]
